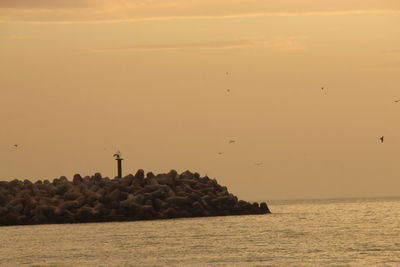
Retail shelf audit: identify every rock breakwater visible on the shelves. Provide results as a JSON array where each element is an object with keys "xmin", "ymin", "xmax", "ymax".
[{"xmin": 0, "ymin": 170, "xmax": 270, "ymax": 226}]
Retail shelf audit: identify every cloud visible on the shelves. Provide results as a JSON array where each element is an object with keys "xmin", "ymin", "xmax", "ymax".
[
  {"xmin": 90, "ymin": 36, "xmax": 307, "ymax": 53},
  {"xmin": 1, "ymin": 0, "xmax": 399, "ymax": 23}
]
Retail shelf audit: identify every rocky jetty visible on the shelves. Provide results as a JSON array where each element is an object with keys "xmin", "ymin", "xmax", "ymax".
[{"xmin": 0, "ymin": 170, "xmax": 270, "ymax": 226}]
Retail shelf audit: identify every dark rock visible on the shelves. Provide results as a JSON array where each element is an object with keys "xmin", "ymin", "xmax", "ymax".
[
  {"xmin": 120, "ymin": 174, "xmax": 134, "ymax": 186},
  {"xmin": 146, "ymin": 172, "xmax": 155, "ymax": 179},
  {"xmin": 93, "ymin": 173, "xmax": 102, "ymax": 182},
  {"xmin": 76, "ymin": 206, "xmax": 97, "ymax": 221},
  {"xmin": 135, "ymin": 169, "xmax": 145, "ymax": 180},
  {"xmin": 163, "ymin": 207, "xmax": 179, "ymax": 218},
  {"xmin": 0, "ymin": 191, "xmax": 9, "ymax": 205},
  {"xmin": 155, "ymin": 175, "xmax": 175, "ymax": 187},
  {"xmin": 23, "ymin": 179, "xmax": 33, "ymax": 185},
  {"xmin": 153, "ymin": 198, "xmax": 165, "ymax": 211},
  {"xmin": 109, "ymin": 188, "xmax": 120, "ymax": 202},
  {"xmin": 9, "ymin": 179, "xmax": 22, "ymax": 188},
  {"xmin": 167, "ymin": 170, "xmax": 178, "ymax": 179},
  {"xmin": 72, "ymin": 174, "xmax": 83, "ymax": 185},
  {"xmin": 0, "ymin": 170, "xmax": 270, "ymax": 226},
  {"xmin": 166, "ymin": 196, "xmax": 190, "ymax": 207},
  {"xmin": 199, "ymin": 176, "xmax": 210, "ymax": 184},
  {"xmin": 0, "ymin": 181, "xmax": 9, "ymax": 189},
  {"xmin": 260, "ymin": 202, "xmax": 271, "ymax": 213},
  {"xmin": 89, "ymin": 184, "xmax": 100, "ymax": 193},
  {"xmin": 55, "ymin": 183, "xmax": 70, "ymax": 195},
  {"xmin": 180, "ymin": 170, "xmax": 194, "ymax": 179},
  {"xmin": 59, "ymin": 176, "xmax": 69, "ymax": 184}
]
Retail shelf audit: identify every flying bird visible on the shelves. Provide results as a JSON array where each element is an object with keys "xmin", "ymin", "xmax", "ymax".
[
  {"xmin": 229, "ymin": 140, "xmax": 236, "ymax": 144},
  {"xmin": 379, "ymin": 136, "xmax": 384, "ymax": 143},
  {"xmin": 14, "ymin": 144, "xmax": 18, "ymax": 147},
  {"xmin": 394, "ymin": 100, "xmax": 400, "ymax": 103},
  {"xmin": 217, "ymin": 152, "xmax": 223, "ymax": 155},
  {"xmin": 227, "ymin": 89, "xmax": 231, "ymax": 92},
  {"xmin": 255, "ymin": 162, "xmax": 263, "ymax": 166}
]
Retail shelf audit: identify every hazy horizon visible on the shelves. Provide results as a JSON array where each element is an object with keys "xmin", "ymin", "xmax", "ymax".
[{"xmin": 1, "ymin": 0, "xmax": 400, "ymax": 201}]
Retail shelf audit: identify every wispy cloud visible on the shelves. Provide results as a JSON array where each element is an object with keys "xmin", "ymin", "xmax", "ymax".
[
  {"xmin": 89, "ymin": 36, "xmax": 307, "ymax": 53},
  {"xmin": 1, "ymin": 0, "xmax": 399, "ymax": 24}
]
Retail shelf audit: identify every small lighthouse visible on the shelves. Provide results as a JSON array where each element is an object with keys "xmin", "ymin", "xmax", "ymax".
[{"xmin": 113, "ymin": 151, "xmax": 123, "ymax": 178}]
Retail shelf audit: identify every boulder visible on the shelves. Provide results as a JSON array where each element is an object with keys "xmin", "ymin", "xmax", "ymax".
[
  {"xmin": 76, "ymin": 206, "xmax": 97, "ymax": 221},
  {"xmin": 93, "ymin": 173, "xmax": 102, "ymax": 182},
  {"xmin": 167, "ymin": 170, "xmax": 178, "ymax": 179},
  {"xmin": 109, "ymin": 188, "xmax": 121, "ymax": 202},
  {"xmin": 166, "ymin": 196, "xmax": 190, "ymax": 207},
  {"xmin": 155, "ymin": 175, "xmax": 175, "ymax": 187},
  {"xmin": 73, "ymin": 174, "xmax": 83, "ymax": 185},
  {"xmin": 0, "ymin": 191, "xmax": 9, "ymax": 205},
  {"xmin": 260, "ymin": 202, "xmax": 271, "ymax": 213},
  {"xmin": 180, "ymin": 170, "xmax": 195, "ymax": 179},
  {"xmin": 55, "ymin": 183, "xmax": 71, "ymax": 195},
  {"xmin": 146, "ymin": 172, "xmax": 155, "ymax": 179},
  {"xmin": 90, "ymin": 184, "xmax": 100, "ymax": 193},
  {"xmin": 120, "ymin": 174, "xmax": 134, "ymax": 186},
  {"xmin": 0, "ymin": 181, "xmax": 9, "ymax": 189},
  {"xmin": 135, "ymin": 169, "xmax": 145, "ymax": 180}
]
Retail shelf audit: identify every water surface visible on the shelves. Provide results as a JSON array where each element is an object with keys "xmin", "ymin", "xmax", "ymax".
[{"xmin": 1, "ymin": 197, "xmax": 399, "ymax": 266}]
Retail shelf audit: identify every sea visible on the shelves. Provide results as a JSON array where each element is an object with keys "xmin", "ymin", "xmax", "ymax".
[{"xmin": 0, "ymin": 197, "xmax": 399, "ymax": 266}]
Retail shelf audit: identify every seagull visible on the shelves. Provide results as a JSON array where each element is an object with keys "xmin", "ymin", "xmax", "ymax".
[
  {"xmin": 229, "ymin": 140, "xmax": 236, "ymax": 144},
  {"xmin": 379, "ymin": 136, "xmax": 384, "ymax": 143},
  {"xmin": 113, "ymin": 150, "xmax": 122, "ymax": 158},
  {"xmin": 395, "ymin": 100, "xmax": 400, "ymax": 103},
  {"xmin": 14, "ymin": 144, "xmax": 18, "ymax": 147}
]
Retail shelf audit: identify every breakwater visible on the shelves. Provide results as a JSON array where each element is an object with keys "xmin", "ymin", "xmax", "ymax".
[{"xmin": 0, "ymin": 170, "xmax": 270, "ymax": 226}]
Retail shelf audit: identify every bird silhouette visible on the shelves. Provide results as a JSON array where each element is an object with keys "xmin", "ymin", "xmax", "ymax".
[
  {"xmin": 395, "ymin": 100, "xmax": 400, "ymax": 103},
  {"xmin": 14, "ymin": 144, "xmax": 18, "ymax": 147},
  {"xmin": 217, "ymin": 152, "xmax": 223, "ymax": 155},
  {"xmin": 113, "ymin": 151, "xmax": 122, "ymax": 158},
  {"xmin": 229, "ymin": 140, "xmax": 235, "ymax": 144},
  {"xmin": 321, "ymin": 87, "xmax": 324, "ymax": 90},
  {"xmin": 380, "ymin": 136, "xmax": 384, "ymax": 143},
  {"xmin": 227, "ymin": 89, "xmax": 231, "ymax": 92},
  {"xmin": 255, "ymin": 162, "xmax": 263, "ymax": 166}
]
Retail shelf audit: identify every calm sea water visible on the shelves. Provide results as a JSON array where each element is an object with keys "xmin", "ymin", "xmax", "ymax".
[{"xmin": 0, "ymin": 197, "xmax": 399, "ymax": 266}]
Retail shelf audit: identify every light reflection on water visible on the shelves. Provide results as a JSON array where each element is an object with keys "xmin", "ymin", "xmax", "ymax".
[{"xmin": 1, "ymin": 197, "xmax": 399, "ymax": 266}]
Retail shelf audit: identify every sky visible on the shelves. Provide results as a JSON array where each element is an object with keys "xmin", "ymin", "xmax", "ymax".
[{"xmin": 1, "ymin": 0, "xmax": 400, "ymax": 201}]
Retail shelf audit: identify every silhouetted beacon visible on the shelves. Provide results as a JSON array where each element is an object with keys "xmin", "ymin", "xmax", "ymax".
[{"xmin": 114, "ymin": 153, "xmax": 123, "ymax": 178}]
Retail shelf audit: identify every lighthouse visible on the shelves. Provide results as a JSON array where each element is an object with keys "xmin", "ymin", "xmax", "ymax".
[{"xmin": 113, "ymin": 151, "xmax": 123, "ymax": 178}]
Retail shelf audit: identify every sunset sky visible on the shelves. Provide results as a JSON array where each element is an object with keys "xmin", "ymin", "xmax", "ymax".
[{"xmin": 1, "ymin": 0, "xmax": 400, "ymax": 200}]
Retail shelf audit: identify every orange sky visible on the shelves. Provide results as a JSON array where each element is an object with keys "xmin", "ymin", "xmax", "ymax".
[{"xmin": 1, "ymin": 0, "xmax": 400, "ymax": 200}]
